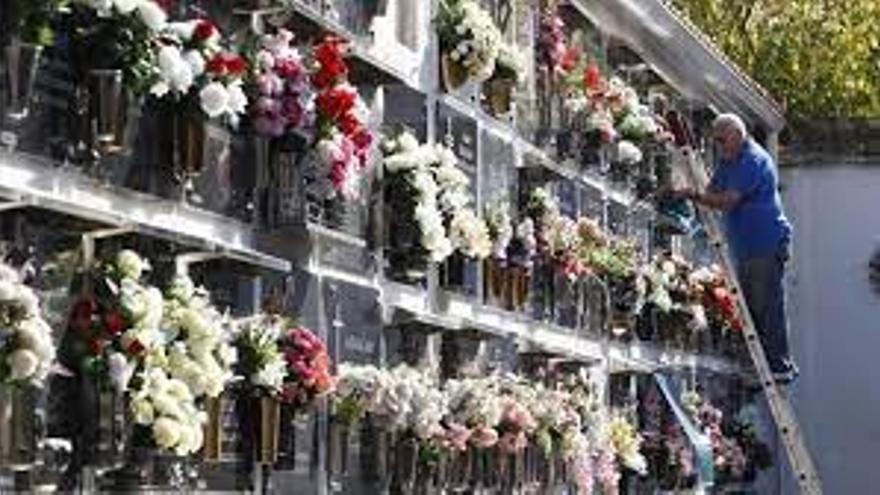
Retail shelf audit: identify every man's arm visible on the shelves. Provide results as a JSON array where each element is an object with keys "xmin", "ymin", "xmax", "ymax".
[{"xmin": 682, "ymin": 187, "xmax": 741, "ymax": 211}]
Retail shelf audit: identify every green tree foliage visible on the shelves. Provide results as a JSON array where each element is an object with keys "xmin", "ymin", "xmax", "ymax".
[{"xmin": 670, "ymin": 0, "xmax": 880, "ymax": 119}]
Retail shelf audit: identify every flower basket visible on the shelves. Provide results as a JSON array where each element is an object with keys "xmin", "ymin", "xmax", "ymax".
[
  {"xmin": 483, "ymin": 77, "xmax": 514, "ymax": 115},
  {"xmin": 0, "ymin": 385, "xmax": 38, "ymax": 469},
  {"xmin": 441, "ymin": 53, "xmax": 469, "ymax": 92}
]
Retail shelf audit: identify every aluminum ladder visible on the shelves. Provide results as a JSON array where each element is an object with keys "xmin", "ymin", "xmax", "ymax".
[{"xmin": 677, "ymin": 148, "xmax": 822, "ymax": 495}]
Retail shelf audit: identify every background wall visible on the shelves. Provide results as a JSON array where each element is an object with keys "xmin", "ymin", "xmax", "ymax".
[{"xmin": 780, "ymin": 163, "xmax": 880, "ymax": 493}]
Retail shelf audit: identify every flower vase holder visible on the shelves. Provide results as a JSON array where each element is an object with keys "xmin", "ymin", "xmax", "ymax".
[
  {"xmin": 1, "ymin": 39, "xmax": 43, "ymax": 150},
  {"xmin": 389, "ymin": 435, "xmax": 418, "ymax": 495},
  {"xmin": 258, "ymin": 396, "xmax": 281, "ymax": 466},
  {"xmin": 202, "ymin": 395, "xmax": 224, "ymax": 463},
  {"xmin": 483, "ymin": 257, "xmax": 509, "ymax": 307},
  {"xmin": 0, "ymin": 385, "xmax": 38, "ymax": 470},
  {"xmin": 483, "ymin": 78, "xmax": 514, "ymax": 116},
  {"xmin": 327, "ymin": 415, "xmax": 350, "ymax": 491},
  {"xmin": 440, "ymin": 54, "xmax": 469, "ymax": 93},
  {"xmin": 358, "ymin": 416, "xmax": 388, "ymax": 490},
  {"xmin": 87, "ymin": 69, "xmax": 129, "ymax": 159},
  {"xmin": 508, "ymin": 265, "xmax": 531, "ymax": 312}
]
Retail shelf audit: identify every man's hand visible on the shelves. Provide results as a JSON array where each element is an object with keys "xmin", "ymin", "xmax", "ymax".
[{"xmin": 664, "ymin": 186, "xmax": 697, "ymax": 201}]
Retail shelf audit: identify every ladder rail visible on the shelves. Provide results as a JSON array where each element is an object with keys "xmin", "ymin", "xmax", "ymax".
[{"xmin": 679, "ymin": 149, "xmax": 823, "ymax": 495}]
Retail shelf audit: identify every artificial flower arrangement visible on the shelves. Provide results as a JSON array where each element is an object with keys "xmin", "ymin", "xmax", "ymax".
[
  {"xmin": 639, "ymin": 384, "xmax": 697, "ymax": 490},
  {"xmin": 536, "ymin": 6, "xmax": 568, "ymax": 78},
  {"xmin": 67, "ymin": 1, "xmax": 248, "ymax": 123},
  {"xmin": 0, "ymin": 262, "xmax": 56, "ymax": 385},
  {"xmin": 682, "ymin": 391, "xmax": 748, "ymax": 482},
  {"xmin": 635, "ymin": 253, "xmax": 708, "ymax": 346},
  {"xmin": 435, "ymin": 0, "xmax": 504, "ymax": 90},
  {"xmin": 382, "ymin": 130, "xmax": 491, "ymax": 281},
  {"xmin": 688, "ymin": 265, "xmax": 745, "ymax": 334},
  {"xmin": 67, "ymin": 250, "xmax": 238, "ymax": 456},
  {"xmin": 333, "ymin": 364, "xmax": 645, "ymax": 493},
  {"xmin": 246, "ymin": 30, "xmax": 375, "ymax": 200}
]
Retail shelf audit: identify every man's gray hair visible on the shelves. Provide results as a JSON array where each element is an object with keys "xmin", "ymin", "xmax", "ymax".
[{"xmin": 712, "ymin": 113, "xmax": 748, "ymax": 138}]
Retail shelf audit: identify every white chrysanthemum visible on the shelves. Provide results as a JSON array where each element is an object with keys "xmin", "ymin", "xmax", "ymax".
[
  {"xmin": 617, "ymin": 140, "xmax": 643, "ymax": 165},
  {"xmin": 199, "ymin": 81, "xmax": 230, "ymax": 119},
  {"xmin": 136, "ymin": 1, "xmax": 167, "ymax": 32},
  {"xmin": 7, "ymin": 349, "xmax": 39, "ymax": 382}
]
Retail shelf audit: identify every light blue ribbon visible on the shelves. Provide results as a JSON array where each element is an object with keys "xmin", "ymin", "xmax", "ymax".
[{"xmin": 654, "ymin": 372, "xmax": 715, "ymax": 487}]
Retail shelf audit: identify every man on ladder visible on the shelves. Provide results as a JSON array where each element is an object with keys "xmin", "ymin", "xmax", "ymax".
[{"xmin": 674, "ymin": 113, "xmax": 798, "ymax": 384}]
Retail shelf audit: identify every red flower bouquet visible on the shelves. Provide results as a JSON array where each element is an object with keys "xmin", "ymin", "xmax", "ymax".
[{"xmin": 279, "ymin": 327, "xmax": 335, "ymax": 410}]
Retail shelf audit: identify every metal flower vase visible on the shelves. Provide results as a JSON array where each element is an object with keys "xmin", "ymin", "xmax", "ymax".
[
  {"xmin": 2, "ymin": 40, "xmax": 43, "ymax": 149},
  {"xmin": 258, "ymin": 395, "xmax": 281, "ymax": 465},
  {"xmin": 202, "ymin": 395, "xmax": 224, "ymax": 463},
  {"xmin": 88, "ymin": 69, "xmax": 128, "ymax": 155},
  {"xmin": 0, "ymin": 385, "xmax": 39, "ymax": 469},
  {"xmin": 440, "ymin": 54, "xmax": 469, "ymax": 92},
  {"xmin": 172, "ymin": 108, "xmax": 206, "ymax": 202}
]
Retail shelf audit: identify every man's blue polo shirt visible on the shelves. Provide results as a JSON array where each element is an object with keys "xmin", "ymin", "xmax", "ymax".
[{"xmin": 708, "ymin": 139, "xmax": 792, "ymax": 262}]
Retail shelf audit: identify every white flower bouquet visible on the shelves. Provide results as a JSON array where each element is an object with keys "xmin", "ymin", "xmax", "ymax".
[
  {"xmin": 436, "ymin": 0, "xmax": 504, "ymax": 85},
  {"xmin": 129, "ymin": 366, "xmax": 207, "ymax": 456},
  {"xmin": 161, "ymin": 274, "xmax": 237, "ymax": 399},
  {"xmin": 0, "ymin": 262, "xmax": 56, "ymax": 385}
]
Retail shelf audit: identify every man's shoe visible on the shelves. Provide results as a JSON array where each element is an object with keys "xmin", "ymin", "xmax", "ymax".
[
  {"xmin": 772, "ymin": 362, "xmax": 800, "ymax": 385},
  {"xmin": 773, "ymin": 370, "xmax": 797, "ymax": 385}
]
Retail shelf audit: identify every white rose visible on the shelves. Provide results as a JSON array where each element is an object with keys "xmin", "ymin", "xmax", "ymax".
[
  {"xmin": 88, "ymin": 0, "xmax": 114, "ymax": 16},
  {"xmin": 152, "ymin": 417, "xmax": 182, "ymax": 450},
  {"xmin": 150, "ymin": 81, "xmax": 170, "ymax": 98},
  {"xmin": 254, "ymin": 357, "xmax": 287, "ymax": 391},
  {"xmin": 169, "ymin": 60, "xmax": 194, "ymax": 93},
  {"xmin": 7, "ymin": 349, "xmax": 39, "ymax": 381},
  {"xmin": 397, "ymin": 132, "xmax": 420, "ymax": 152},
  {"xmin": 16, "ymin": 286, "xmax": 40, "ymax": 317},
  {"xmin": 199, "ymin": 82, "xmax": 229, "ymax": 119},
  {"xmin": 0, "ymin": 280, "xmax": 17, "ymax": 301},
  {"xmin": 183, "ymin": 50, "xmax": 205, "ymax": 77},
  {"xmin": 166, "ymin": 378, "xmax": 194, "ymax": 402},
  {"xmin": 113, "ymin": 0, "xmax": 141, "ymax": 14},
  {"xmin": 116, "ymin": 249, "xmax": 146, "ymax": 280},
  {"xmin": 174, "ymin": 424, "xmax": 199, "ymax": 455},
  {"xmin": 107, "ymin": 352, "xmax": 136, "ymax": 394},
  {"xmin": 226, "ymin": 82, "xmax": 248, "ymax": 116},
  {"xmin": 137, "ymin": 0, "xmax": 167, "ymax": 32},
  {"xmin": 167, "ymin": 21, "xmax": 197, "ymax": 41},
  {"xmin": 151, "ymin": 392, "xmax": 185, "ymax": 420},
  {"xmin": 131, "ymin": 397, "xmax": 155, "ymax": 424},
  {"xmin": 158, "ymin": 45, "xmax": 183, "ymax": 79},
  {"xmin": 0, "ymin": 264, "xmax": 20, "ymax": 283}
]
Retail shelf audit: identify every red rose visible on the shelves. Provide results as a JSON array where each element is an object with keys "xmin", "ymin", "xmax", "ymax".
[
  {"xmin": 583, "ymin": 62, "xmax": 602, "ymax": 91},
  {"xmin": 206, "ymin": 53, "xmax": 227, "ymax": 75},
  {"xmin": 224, "ymin": 53, "xmax": 247, "ymax": 75},
  {"xmin": 339, "ymin": 111, "xmax": 362, "ymax": 136},
  {"xmin": 126, "ymin": 339, "xmax": 146, "ymax": 356},
  {"xmin": 104, "ymin": 311, "xmax": 126, "ymax": 335},
  {"xmin": 316, "ymin": 86, "xmax": 357, "ymax": 120},
  {"xmin": 194, "ymin": 19, "xmax": 217, "ymax": 42},
  {"xmin": 312, "ymin": 36, "xmax": 348, "ymax": 89},
  {"xmin": 89, "ymin": 338, "xmax": 107, "ymax": 356},
  {"xmin": 561, "ymin": 46, "xmax": 580, "ymax": 72},
  {"xmin": 71, "ymin": 298, "xmax": 97, "ymax": 334}
]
